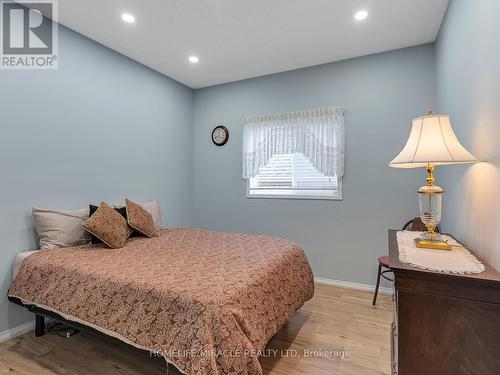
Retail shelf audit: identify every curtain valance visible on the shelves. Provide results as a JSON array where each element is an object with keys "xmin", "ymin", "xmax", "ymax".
[{"xmin": 242, "ymin": 106, "xmax": 345, "ymax": 179}]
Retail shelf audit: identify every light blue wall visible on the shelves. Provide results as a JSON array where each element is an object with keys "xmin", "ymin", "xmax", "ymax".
[
  {"xmin": 0, "ymin": 26, "xmax": 193, "ymax": 332},
  {"xmin": 193, "ymin": 44, "xmax": 435, "ymax": 286},
  {"xmin": 436, "ymin": 0, "xmax": 500, "ymax": 270},
  {"xmin": 0, "ymin": 22, "xmax": 451, "ymax": 336}
]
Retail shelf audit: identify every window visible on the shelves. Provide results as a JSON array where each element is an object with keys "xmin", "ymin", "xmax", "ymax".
[
  {"xmin": 247, "ymin": 153, "xmax": 341, "ymax": 199},
  {"xmin": 242, "ymin": 106, "xmax": 345, "ymax": 200}
]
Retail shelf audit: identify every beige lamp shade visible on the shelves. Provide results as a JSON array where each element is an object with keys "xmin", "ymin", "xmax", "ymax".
[{"xmin": 389, "ymin": 114, "xmax": 478, "ymax": 168}]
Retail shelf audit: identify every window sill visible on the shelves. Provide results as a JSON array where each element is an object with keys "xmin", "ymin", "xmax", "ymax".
[{"xmin": 246, "ymin": 192, "xmax": 343, "ymax": 201}]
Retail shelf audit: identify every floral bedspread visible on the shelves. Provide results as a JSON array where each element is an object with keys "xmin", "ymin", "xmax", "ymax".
[{"xmin": 10, "ymin": 228, "xmax": 314, "ymax": 374}]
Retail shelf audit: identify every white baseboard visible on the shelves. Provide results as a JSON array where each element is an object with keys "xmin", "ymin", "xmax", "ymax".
[
  {"xmin": 0, "ymin": 320, "xmax": 34, "ymax": 343},
  {"xmin": 314, "ymin": 277, "xmax": 392, "ymax": 295}
]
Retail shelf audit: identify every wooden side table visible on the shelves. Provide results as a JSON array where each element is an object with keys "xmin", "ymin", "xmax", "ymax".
[{"xmin": 388, "ymin": 229, "xmax": 500, "ymax": 375}]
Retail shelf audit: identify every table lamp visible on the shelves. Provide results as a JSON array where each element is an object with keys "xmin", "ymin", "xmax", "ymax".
[{"xmin": 389, "ymin": 112, "xmax": 479, "ymax": 250}]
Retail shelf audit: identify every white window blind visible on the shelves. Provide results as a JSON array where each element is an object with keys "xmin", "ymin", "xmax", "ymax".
[
  {"xmin": 242, "ymin": 107, "xmax": 344, "ymax": 200},
  {"xmin": 248, "ymin": 153, "xmax": 340, "ymax": 198}
]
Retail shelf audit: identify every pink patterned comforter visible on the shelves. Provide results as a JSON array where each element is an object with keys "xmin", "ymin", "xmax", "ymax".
[{"xmin": 9, "ymin": 228, "xmax": 314, "ymax": 374}]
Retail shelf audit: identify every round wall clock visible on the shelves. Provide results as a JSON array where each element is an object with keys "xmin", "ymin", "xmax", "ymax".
[{"xmin": 211, "ymin": 125, "xmax": 229, "ymax": 146}]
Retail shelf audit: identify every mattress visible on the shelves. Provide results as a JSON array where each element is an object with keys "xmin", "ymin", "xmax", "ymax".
[{"xmin": 10, "ymin": 228, "xmax": 314, "ymax": 375}]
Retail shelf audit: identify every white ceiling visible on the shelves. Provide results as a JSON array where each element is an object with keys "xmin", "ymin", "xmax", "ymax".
[{"xmin": 54, "ymin": 0, "xmax": 449, "ymax": 89}]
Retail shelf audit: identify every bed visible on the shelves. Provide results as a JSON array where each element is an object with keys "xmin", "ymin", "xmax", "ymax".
[{"xmin": 9, "ymin": 228, "xmax": 314, "ymax": 375}]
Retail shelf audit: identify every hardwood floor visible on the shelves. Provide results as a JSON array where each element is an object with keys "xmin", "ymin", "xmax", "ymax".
[{"xmin": 0, "ymin": 284, "xmax": 392, "ymax": 375}]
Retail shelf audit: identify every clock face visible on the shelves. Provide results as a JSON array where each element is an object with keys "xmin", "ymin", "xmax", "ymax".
[{"xmin": 212, "ymin": 125, "xmax": 229, "ymax": 146}]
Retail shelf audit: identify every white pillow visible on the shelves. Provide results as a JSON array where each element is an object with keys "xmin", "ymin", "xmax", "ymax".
[
  {"xmin": 113, "ymin": 200, "xmax": 162, "ymax": 229},
  {"xmin": 32, "ymin": 207, "xmax": 91, "ymax": 250}
]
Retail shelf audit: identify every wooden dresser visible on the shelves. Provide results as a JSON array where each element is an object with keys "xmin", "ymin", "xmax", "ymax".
[{"xmin": 388, "ymin": 230, "xmax": 500, "ymax": 375}]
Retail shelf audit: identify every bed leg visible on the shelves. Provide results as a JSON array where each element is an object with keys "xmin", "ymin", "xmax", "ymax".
[{"xmin": 35, "ymin": 314, "xmax": 45, "ymax": 337}]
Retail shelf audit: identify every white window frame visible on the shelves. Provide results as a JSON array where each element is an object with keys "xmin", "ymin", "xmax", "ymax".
[{"xmin": 242, "ymin": 106, "xmax": 345, "ymax": 201}]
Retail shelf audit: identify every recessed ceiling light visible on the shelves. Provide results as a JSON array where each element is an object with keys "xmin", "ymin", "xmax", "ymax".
[
  {"xmin": 354, "ymin": 10, "xmax": 368, "ymax": 21},
  {"xmin": 121, "ymin": 13, "xmax": 135, "ymax": 23},
  {"xmin": 188, "ymin": 55, "xmax": 199, "ymax": 64}
]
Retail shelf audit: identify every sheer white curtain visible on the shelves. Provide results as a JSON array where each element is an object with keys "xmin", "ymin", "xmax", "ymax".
[{"xmin": 242, "ymin": 106, "xmax": 345, "ymax": 179}]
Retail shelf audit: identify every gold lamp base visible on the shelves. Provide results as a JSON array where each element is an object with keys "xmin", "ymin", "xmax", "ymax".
[{"xmin": 414, "ymin": 238, "xmax": 452, "ymax": 251}]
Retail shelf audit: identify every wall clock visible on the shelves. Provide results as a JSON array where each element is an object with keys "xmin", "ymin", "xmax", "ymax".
[{"xmin": 211, "ymin": 125, "xmax": 229, "ymax": 146}]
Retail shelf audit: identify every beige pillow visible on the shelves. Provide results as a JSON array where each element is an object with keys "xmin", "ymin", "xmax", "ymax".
[
  {"xmin": 125, "ymin": 199, "xmax": 158, "ymax": 238},
  {"xmin": 82, "ymin": 202, "xmax": 133, "ymax": 248},
  {"xmin": 33, "ymin": 207, "xmax": 91, "ymax": 250}
]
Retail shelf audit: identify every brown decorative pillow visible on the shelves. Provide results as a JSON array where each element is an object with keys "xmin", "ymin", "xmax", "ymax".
[
  {"xmin": 125, "ymin": 198, "xmax": 158, "ymax": 238},
  {"xmin": 89, "ymin": 204, "xmax": 140, "ymax": 244},
  {"xmin": 82, "ymin": 202, "xmax": 134, "ymax": 248}
]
